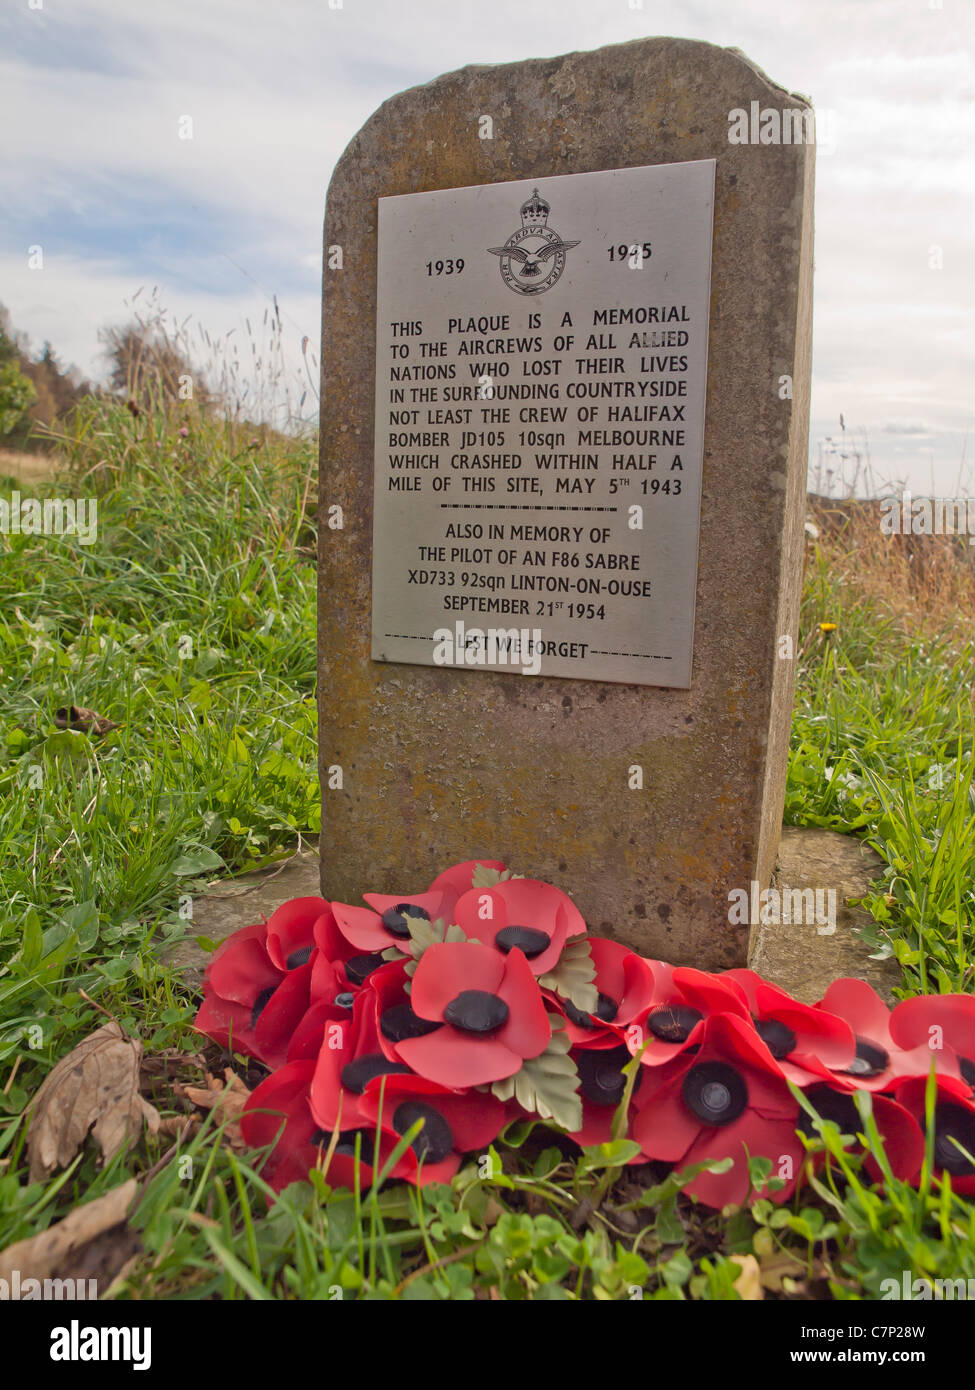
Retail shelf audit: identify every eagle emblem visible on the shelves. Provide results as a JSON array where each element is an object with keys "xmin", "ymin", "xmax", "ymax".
[{"xmin": 487, "ymin": 188, "xmax": 580, "ymax": 296}]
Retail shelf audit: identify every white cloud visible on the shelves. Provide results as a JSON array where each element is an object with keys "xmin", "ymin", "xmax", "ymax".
[{"xmin": 0, "ymin": 0, "xmax": 972, "ymax": 484}]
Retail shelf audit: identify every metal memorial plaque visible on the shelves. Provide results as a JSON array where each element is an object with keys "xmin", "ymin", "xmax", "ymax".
[{"xmin": 370, "ymin": 160, "xmax": 715, "ymax": 687}]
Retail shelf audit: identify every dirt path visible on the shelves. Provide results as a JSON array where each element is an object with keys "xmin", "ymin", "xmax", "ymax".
[{"xmin": 0, "ymin": 449, "xmax": 63, "ymax": 486}]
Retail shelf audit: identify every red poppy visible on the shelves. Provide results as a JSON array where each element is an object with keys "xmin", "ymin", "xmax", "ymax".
[
  {"xmin": 241, "ymin": 1060, "xmax": 391, "ymax": 1194},
  {"xmin": 310, "ymin": 903, "xmax": 401, "ymax": 997},
  {"xmin": 549, "ymin": 939, "xmax": 656, "ymax": 1049},
  {"xmin": 294, "ymin": 958, "xmax": 442, "ymax": 1067},
  {"xmin": 568, "ymin": 1042, "xmax": 644, "ymax": 1148},
  {"xmin": 356, "ymin": 1072, "xmax": 507, "ymax": 1185},
  {"xmin": 796, "ymin": 1083, "xmax": 925, "ymax": 1184},
  {"xmin": 720, "ymin": 968, "xmax": 857, "ymax": 1085},
  {"xmin": 625, "ymin": 965, "xmax": 751, "ymax": 1068},
  {"xmin": 240, "ymin": 1060, "xmax": 321, "ymax": 1191},
  {"xmin": 452, "ymin": 878, "xmax": 587, "ymax": 977},
  {"xmin": 815, "ymin": 979, "xmax": 955, "ymax": 1092},
  {"xmin": 889, "ymin": 994, "xmax": 975, "ymax": 1094},
  {"xmin": 286, "ymin": 998, "xmax": 353, "ymax": 1062},
  {"xmin": 396, "ymin": 942, "xmax": 552, "ymax": 1087},
  {"xmin": 894, "ymin": 1074, "xmax": 975, "ymax": 1194},
  {"xmin": 195, "ymin": 960, "xmax": 314, "ymax": 1070},
  {"xmin": 631, "ymin": 1013, "xmax": 804, "ymax": 1208},
  {"xmin": 263, "ymin": 896, "xmax": 331, "ymax": 973},
  {"xmin": 309, "ymin": 989, "xmax": 413, "ymax": 1132},
  {"xmin": 331, "ymin": 889, "xmax": 450, "ymax": 955},
  {"xmin": 427, "ymin": 859, "xmax": 507, "ymax": 899},
  {"xmin": 356, "ymin": 959, "xmax": 444, "ymax": 1064},
  {"xmin": 195, "ymin": 904, "xmax": 325, "ymax": 1068},
  {"xmin": 266, "ymin": 898, "xmax": 355, "ymax": 1004}
]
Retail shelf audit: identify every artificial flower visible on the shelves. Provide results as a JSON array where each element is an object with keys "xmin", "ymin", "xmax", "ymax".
[
  {"xmin": 241, "ymin": 1059, "xmax": 386, "ymax": 1193},
  {"xmin": 893, "ymin": 1073, "xmax": 975, "ymax": 1194},
  {"xmin": 889, "ymin": 993, "xmax": 975, "ymax": 1094},
  {"xmin": 309, "ymin": 992, "xmax": 412, "ymax": 1132},
  {"xmin": 195, "ymin": 897, "xmax": 331, "ymax": 1066},
  {"xmin": 796, "ymin": 1083, "xmax": 925, "ymax": 1183},
  {"xmin": 396, "ymin": 941, "xmax": 552, "ymax": 1087},
  {"xmin": 356, "ymin": 1072, "xmax": 506, "ymax": 1185},
  {"xmin": 567, "ymin": 1043, "xmax": 643, "ymax": 1147},
  {"xmin": 625, "ymin": 964, "xmax": 751, "ymax": 1068},
  {"xmin": 721, "ymin": 967, "xmax": 857, "ymax": 1085},
  {"xmin": 815, "ymin": 978, "xmax": 956, "ymax": 1092},
  {"xmin": 452, "ymin": 877, "xmax": 587, "ymax": 976},
  {"xmin": 427, "ymin": 859, "xmax": 507, "ymax": 899},
  {"xmin": 549, "ymin": 938, "xmax": 656, "ymax": 1048},
  {"xmin": 632, "ymin": 1013, "xmax": 805, "ymax": 1208},
  {"xmin": 331, "ymin": 889, "xmax": 450, "ymax": 955}
]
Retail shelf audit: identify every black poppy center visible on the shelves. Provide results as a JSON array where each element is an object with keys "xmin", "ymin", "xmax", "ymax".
[
  {"xmin": 444, "ymin": 989, "xmax": 509, "ymax": 1034},
  {"xmin": 392, "ymin": 1101, "xmax": 454, "ymax": 1164},
  {"xmin": 344, "ymin": 952, "xmax": 386, "ymax": 986},
  {"xmin": 563, "ymin": 993, "xmax": 619, "ymax": 1029},
  {"xmin": 648, "ymin": 1004, "xmax": 702, "ymax": 1044},
  {"xmin": 934, "ymin": 1103, "xmax": 975, "ymax": 1176},
  {"xmin": 577, "ymin": 1045, "xmax": 640, "ymax": 1107},
  {"xmin": 494, "ymin": 925, "xmax": 551, "ymax": 959},
  {"xmin": 682, "ymin": 1061, "xmax": 748, "ymax": 1126},
  {"xmin": 797, "ymin": 1084, "xmax": 859, "ymax": 1137},
  {"xmin": 959, "ymin": 1056, "xmax": 975, "ymax": 1094},
  {"xmin": 310, "ymin": 1126, "xmax": 377, "ymax": 1162},
  {"xmin": 340, "ymin": 1052, "xmax": 412, "ymax": 1094},
  {"xmin": 381, "ymin": 904, "xmax": 431, "ymax": 939},
  {"xmin": 841, "ymin": 1036, "xmax": 889, "ymax": 1078},
  {"xmin": 285, "ymin": 945, "xmax": 313, "ymax": 970},
  {"xmin": 249, "ymin": 985, "xmax": 277, "ymax": 1030},
  {"xmin": 379, "ymin": 1003, "xmax": 442, "ymax": 1043},
  {"xmin": 754, "ymin": 1016, "xmax": 797, "ymax": 1059}
]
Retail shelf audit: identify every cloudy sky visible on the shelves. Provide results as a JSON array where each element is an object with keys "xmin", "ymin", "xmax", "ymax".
[{"xmin": 1, "ymin": 0, "xmax": 972, "ymax": 492}]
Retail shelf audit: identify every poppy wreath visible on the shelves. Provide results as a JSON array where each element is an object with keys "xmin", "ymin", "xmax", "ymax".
[{"xmin": 193, "ymin": 859, "xmax": 975, "ymax": 1209}]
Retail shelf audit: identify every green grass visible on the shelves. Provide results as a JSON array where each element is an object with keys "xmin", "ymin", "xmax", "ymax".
[
  {"xmin": 789, "ymin": 545, "xmax": 975, "ymax": 995},
  {"xmin": 2, "ymin": 397, "xmax": 975, "ymax": 1300}
]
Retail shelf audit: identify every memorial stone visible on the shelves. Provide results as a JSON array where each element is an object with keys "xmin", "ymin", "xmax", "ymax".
[{"xmin": 318, "ymin": 35, "xmax": 815, "ymax": 968}]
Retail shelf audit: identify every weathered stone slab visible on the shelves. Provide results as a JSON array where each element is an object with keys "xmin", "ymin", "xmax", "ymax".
[
  {"xmin": 318, "ymin": 36, "xmax": 815, "ymax": 968},
  {"xmin": 166, "ymin": 850, "xmax": 322, "ymax": 990},
  {"xmin": 749, "ymin": 826, "xmax": 901, "ymax": 1004}
]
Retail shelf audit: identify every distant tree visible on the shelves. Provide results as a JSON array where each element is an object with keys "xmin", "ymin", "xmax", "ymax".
[
  {"xmin": 0, "ymin": 359, "xmax": 36, "ymax": 437},
  {"xmin": 0, "ymin": 310, "xmax": 36, "ymax": 437},
  {"xmin": 100, "ymin": 320, "xmax": 214, "ymax": 410},
  {"xmin": 0, "ymin": 306, "xmax": 20, "ymax": 364},
  {"xmin": 0, "ymin": 304, "xmax": 91, "ymax": 444}
]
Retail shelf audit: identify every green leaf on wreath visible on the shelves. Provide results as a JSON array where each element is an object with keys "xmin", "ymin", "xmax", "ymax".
[
  {"xmin": 401, "ymin": 916, "xmax": 470, "ymax": 977},
  {"xmin": 403, "ymin": 913, "xmax": 445, "ymax": 960},
  {"xmin": 490, "ymin": 1028, "xmax": 582, "ymax": 1133},
  {"xmin": 536, "ymin": 937, "xmax": 598, "ymax": 1014},
  {"xmin": 470, "ymin": 864, "xmax": 525, "ymax": 889}
]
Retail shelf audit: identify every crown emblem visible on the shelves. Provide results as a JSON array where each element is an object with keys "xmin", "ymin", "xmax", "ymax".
[
  {"xmin": 519, "ymin": 189, "xmax": 550, "ymax": 229},
  {"xmin": 487, "ymin": 187, "xmax": 580, "ymax": 297}
]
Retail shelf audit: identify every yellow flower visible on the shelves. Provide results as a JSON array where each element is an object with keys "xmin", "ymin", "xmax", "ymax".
[{"xmin": 819, "ymin": 622, "xmax": 838, "ymax": 633}]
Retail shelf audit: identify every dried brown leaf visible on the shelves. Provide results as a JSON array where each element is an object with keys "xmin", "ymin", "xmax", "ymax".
[
  {"xmin": 730, "ymin": 1253, "xmax": 764, "ymax": 1300},
  {"xmin": 27, "ymin": 1022, "xmax": 160, "ymax": 1181},
  {"xmin": 757, "ymin": 1248, "xmax": 818, "ymax": 1292},
  {"xmin": 0, "ymin": 1179, "xmax": 140, "ymax": 1292},
  {"xmin": 54, "ymin": 705, "xmax": 120, "ymax": 736},
  {"xmin": 158, "ymin": 1115, "xmax": 197, "ymax": 1139},
  {"xmin": 173, "ymin": 1068, "xmax": 250, "ymax": 1150}
]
